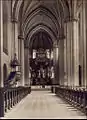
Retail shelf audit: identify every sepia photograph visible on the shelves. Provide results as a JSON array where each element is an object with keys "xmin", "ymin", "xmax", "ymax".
[{"xmin": 0, "ymin": 0, "xmax": 87, "ymax": 119}]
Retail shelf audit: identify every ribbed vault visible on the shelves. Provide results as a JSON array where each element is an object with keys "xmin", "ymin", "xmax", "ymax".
[
  {"xmin": 12, "ymin": 0, "xmax": 71, "ymax": 48},
  {"xmin": 30, "ymin": 31, "xmax": 53, "ymax": 50}
]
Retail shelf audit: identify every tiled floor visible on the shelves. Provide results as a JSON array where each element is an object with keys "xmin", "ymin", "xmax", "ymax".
[{"xmin": 3, "ymin": 89, "xmax": 87, "ymax": 119}]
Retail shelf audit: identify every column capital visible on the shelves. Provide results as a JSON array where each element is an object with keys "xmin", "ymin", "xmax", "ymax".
[
  {"xmin": 64, "ymin": 16, "xmax": 78, "ymax": 23},
  {"xmin": 18, "ymin": 35, "xmax": 24, "ymax": 40},
  {"xmin": 11, "ymin": 18, "xmax": 18, "ymax": 23},
  {"xmin": 57, "ymin": 35, "xmax": 65, "ymax": 40},
  {"xmin": 24, "ymin": 46, "xmax": 29, "ymax": 49},
  {"xmin": 53, "ymin": 42, "xmax": 58, "ymax": 48}
]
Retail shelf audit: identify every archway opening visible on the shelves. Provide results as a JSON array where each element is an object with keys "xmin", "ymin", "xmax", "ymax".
[{"xmin": 29, "ymin": 31, "xmax": 54, "ymax": 87}]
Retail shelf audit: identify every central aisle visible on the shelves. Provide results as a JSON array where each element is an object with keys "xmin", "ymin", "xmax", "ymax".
[{"xmin": 4, "ymin": 89, "xmax": 86, "ymax": 119}]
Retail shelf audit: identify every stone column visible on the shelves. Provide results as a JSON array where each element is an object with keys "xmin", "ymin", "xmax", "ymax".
[
  {"xmin": 18, "ymin": 35, "xmax": 24, "ymax": 86},
  {"xmin": 0, "ymin": 1, "xmax": 4, "ymax": 116},
  {"xmin": 24, "ymin": 46, "xmax": 30, "ymax": 86},
  {"xmin": 53, "ymin": 44, "xmax": 55, "ymax": 85},
  {"xmin": 65, "ymin": 18, "xmax": 79, "ymax": 86},
  {"xmin": 84, "ymin": 1, "xmax": 87, "ymax": 87},
  {"xmin": 73, "ymin": 20, "xmax": 79, "ymax": 86},
  {"xmin": 11, "ymin": 18, "xmax": 19, "ymax": 87},
  {"xmin": 14, "ymin": 22, "xmax": 18, "ymax": 57},
  {"xmin": 11, "ymin": 18, "xmax": 18, "ymax": 58},
  {"xmin": 82, "ymin": 1, "xmax": 86, "ymax": 86},
  {"xmin": 53, "ymin": 41, "xmax": 59, "ymax": 85},
  {"xmin": 64, "ymin": 17, "xmax": 79, "ymax": 87},
  {"xmin": 29, "ymin": 50, "xmax": 31, "ymax": 85},
  {"xmin": 64, "ymin": 21, "xmax": 72, "ymax": 86},
  {"xmin": 64, "ymin": 23, "xmax": 68, "ymax": 86},
  {"xmin": 0, "ymin": 0, "xmax": 3, "ymax": 87},
  {"xmin": 58, "ymin": 36, "xmax": 64, "ymax": 86}
]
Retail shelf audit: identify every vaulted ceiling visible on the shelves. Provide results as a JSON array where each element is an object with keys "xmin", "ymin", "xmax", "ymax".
[
  {"xmin": 12, "ymin": 0, "xmax": 71, "ymax": 49},
  {"xmin": 30, "ymin": 31, "xmax": 53, "ymax": 50}
]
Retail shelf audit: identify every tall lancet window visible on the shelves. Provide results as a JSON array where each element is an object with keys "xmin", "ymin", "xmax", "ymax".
[{"xmin": 33, "ymin": 49, "xmax": 36, "ymax": 59}]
